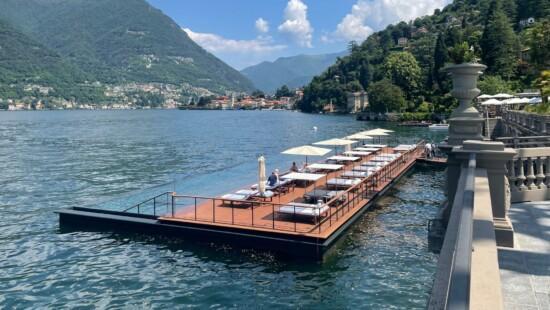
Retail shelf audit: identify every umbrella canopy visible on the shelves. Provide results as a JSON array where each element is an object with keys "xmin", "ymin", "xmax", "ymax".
[
  {"xmin": 493, "ymin": 93, "xmax": 514, "ymax": 99},
  {"xmin": 281, "ymin": 145, "xmax": 331, "ymax": 156},
  {"xmin": 344, "ymin": 133, "xmax": 373, "ymax": 140},
  {"xmin": 360, "ymin": 129, "xmax": 390, "ymax": 136},
  {"xmin": 503, "ymin": 97, "xmax": 530, "ymax": 104},
  {"xmin": 281, "ymin": 145, "xmax": 331, "ymax": 164},
  {"xmin": 481, "ymin": 98, "xmax": 503, "ymax": 105},
  {"xmin": 478, "ymin": 94, "xmax": 493, "ymax": 99},
  {"xmin": 529, "ymin": 97, "xmax": 542, "ymax": 104},
  {"xmin": 313, "ymin": 138, "xmax": 357, "ymax": 146},
  {"xmin": 258, "ymin": 156, "xmax": 266, "ymax": 194}
]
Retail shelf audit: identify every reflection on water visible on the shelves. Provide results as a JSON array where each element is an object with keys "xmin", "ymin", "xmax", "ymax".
[{"xmin": 0, "ymin": 110, "xmax": 446, "ymax": 308}]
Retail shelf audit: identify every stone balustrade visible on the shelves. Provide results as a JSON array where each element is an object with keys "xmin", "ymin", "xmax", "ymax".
[
  {"xmin": 502, "ymin": 110, "xmax": 550, "ymax": 136},
  {"xmin": 507, "ymin": 147, "xmax": 550, "ymax": 202}
]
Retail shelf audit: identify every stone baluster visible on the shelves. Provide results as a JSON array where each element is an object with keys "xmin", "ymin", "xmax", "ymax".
[
  {"xmin": 536, "ymin": 157, "xmax": 546, "ymax": 189},
  {"xmin": 546, "ymin": 157, "xmax": 550, "ymax": 189},
  {"xmin": 526, "ymin": 157, "xmax": 537, "ymax": 190},
  {"xmin": 508, "ymin": 160, "xmax": 518, "ymax": 192},
  {"xmin": 516, "ymin": 158, "xmax": 527, "ymax": 190}
]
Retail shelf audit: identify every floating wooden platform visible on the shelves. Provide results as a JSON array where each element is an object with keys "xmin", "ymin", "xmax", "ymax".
[{"xmin": 58, "ymin": 145, "xmax": 427, "ymax": 260}]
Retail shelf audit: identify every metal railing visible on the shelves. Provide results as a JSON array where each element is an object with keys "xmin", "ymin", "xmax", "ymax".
[
  {"xmin": 116, "ymin": 143, "xmax": 424, "ymax": 235},
  {"xmin": 121, "ymin": 192, "xmax": 173, "ymax": 217}
]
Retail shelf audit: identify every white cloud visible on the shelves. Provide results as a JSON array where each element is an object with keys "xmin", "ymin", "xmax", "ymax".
[
  {"xmin": 325, "ymin": 0, "xmax": 451, "ymax": 42},
  {"xmin": 277, "ymin": 0, "xmax": 313, "ymax": 48},
  {"xmin": 183, "ymin": 28, "xmax": 286, "ymax": 54},
  {"xmin": 255, "ymin": 18, "xmax": 269, "ymax": 33}
]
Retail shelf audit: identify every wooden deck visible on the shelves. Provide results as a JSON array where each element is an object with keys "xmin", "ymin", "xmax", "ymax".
[{"xmin": 159, "ymin": 146, "xmax": 424, "ymax": 240}]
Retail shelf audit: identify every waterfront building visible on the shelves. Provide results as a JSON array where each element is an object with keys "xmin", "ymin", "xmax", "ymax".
[{"xmin": 347, "ymin": 91, "xmax": 368, "ymax": 113}]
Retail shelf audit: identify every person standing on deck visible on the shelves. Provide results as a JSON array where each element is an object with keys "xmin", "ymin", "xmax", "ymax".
[{"xmin": 425, "ymin": 143, "xmax": 432, "ymax": 159}]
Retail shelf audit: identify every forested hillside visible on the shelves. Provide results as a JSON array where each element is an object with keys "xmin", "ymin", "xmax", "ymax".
[
  {"xmin": 0, "ymin": 0, "xmax": 254, "ymax": 105},
  {"xmin": 298, "ymin": 0, "xmax": 550, "ymax": 115}
]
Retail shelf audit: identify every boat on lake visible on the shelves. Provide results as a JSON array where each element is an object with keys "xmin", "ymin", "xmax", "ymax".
[{"xmin": 428, "ymin": 124, "xmax": 449, "ymax": 131}]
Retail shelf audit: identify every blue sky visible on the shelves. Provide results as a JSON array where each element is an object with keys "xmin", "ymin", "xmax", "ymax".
[{"xmin": 147, "ymin": 0, "xmax": 451, "ymax": 70}]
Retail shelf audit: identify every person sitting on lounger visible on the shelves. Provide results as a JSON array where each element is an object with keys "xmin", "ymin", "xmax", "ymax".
[
  {"xmin": 290, "ymin": 162, "xmax": 299, "ymax": 172},
  {"xmin": 267, "ymin": 172, "xmax": 278, "ymax": 186}
]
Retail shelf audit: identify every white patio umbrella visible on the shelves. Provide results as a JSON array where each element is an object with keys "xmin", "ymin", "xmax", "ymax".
[
  {"xmin": 313, "ymin": 138, "xmax": 357, "ymax": 154},
  {"xmin": 281, "ymin": 145, "xmax": 331, "ymax": 164},
  {"xmin": 481, "ymin": 98, "xmax": 503, "ymax": 105},
  {"xmin": 529, "ymin": 97, "xmax": 542, "ymax": 104},
  {"xmin": 344, "ymin": 133, "xmax": 373, "ymax": 145},
  {"xmin": 360, "ymin": 129, "xmax": 391, "ymax": 144},
  {"xmin": 493, "ymin": 93, "xmax": 514, "ymax": 99},
  {"xmin": 258, "ymin": 155, "xmax": 266, "ymax": 194},
  {"xmin": 478, "ymin": 94, "xmax": 493, "ymax": 99}
]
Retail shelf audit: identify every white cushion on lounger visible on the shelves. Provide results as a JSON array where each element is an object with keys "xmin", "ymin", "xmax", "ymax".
[
  {"xmin": 220, "ymin": 193, "xmax": 249, "ymax": 200},
  {"xmin": 278, "ymin": 205, "xmax": 329, "ymax": 217},
  {"xmin": 327, "ymin": 178, "xmax": 361, "ymax": 186}
]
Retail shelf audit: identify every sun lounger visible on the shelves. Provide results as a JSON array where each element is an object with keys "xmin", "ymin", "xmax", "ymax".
[
  {"xmin": 277, "ymin": 202, "xmax": 330, "ymax": 220},
  {"xmin": 251, "ymin": 179, "xmax": 292, "ymax": 193},
  {"xmin": 236, "ymin": 189, "xmax": 274, "ymax": 200},
  {"xmin": 303, "ymin": 189, "xmax": 345, "ymax": 203},
  {"xmin": 341, "ymin": 170, "xmax": 372, "ymax": 178},
  {"xmin": 326, "ymin": 178, "xmax": 361, "ymax": 188},
  {"xmin": 362, "ymin": 161, "xmax": 388, "ymax": 167},
  {"xmin": 353, "ymin": 166, "xmax": 380, "ymax": 172}
]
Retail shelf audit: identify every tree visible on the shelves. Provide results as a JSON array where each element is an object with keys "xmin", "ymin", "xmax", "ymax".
[
  {"xmin": 478, "ymin": 75, "xmax": 513, "ymax": 94},
  {"xmin": 275, "ymin": 85, "xmax": 293, "ymax": 98},
  {"xmin": 433, "ymin": 33, "xmax": 448, "ymax": 89},
  {"xmin": 367, "ymin": 79, "xmax": 406, "ymax": 113},
  {"xmin": 251, "ymin": 89, "xmax": 265, "ymax": 98},
  {"xmin": 383, "ymin": 51, "xmax": 421, "ymax": 97},
  {"xmin": 480, "ymin": 0, "xmax": 518, "ymax": 79},
  {"xmin": 525, "ymin": 20, "xmax": 550, "ymax": 71}
]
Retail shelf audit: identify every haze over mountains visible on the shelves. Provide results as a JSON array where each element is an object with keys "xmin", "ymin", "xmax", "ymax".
[
  {"xmin": 0, "ymin": 0, "xmax": 255, "ymax": 104},
  {"xmin": 241, "ymin": 52, "xmax": 346, "ymax": 94}
]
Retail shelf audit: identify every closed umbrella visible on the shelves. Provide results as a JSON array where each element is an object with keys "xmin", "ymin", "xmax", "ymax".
[
  {"xmin": 281, "ymin": 145, "xmax": 331, "ymax": 164},
  {"xmin": 258, "ymin": 156, "xmax": 266, "ymax": 194}
]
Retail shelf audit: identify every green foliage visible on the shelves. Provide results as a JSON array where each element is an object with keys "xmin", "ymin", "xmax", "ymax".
[
  {"xmin": 399, "ymin": 112, "xmax": 432, "ymax": 121},
  {"xmin": 251, "ymin": 90, "xmax": 265, "ymax": 98},
  {"xmin": 480, "ymin": 0, "xmax": 519, "ymax": 79},
  {"xmin": 367, "ymin": 79, "xmax": 406, "ymax": 113},
  {"xmin": 525, "ymin": 21, "xmax": 550, "ymax": 71},
  {"xmin": 297, "ymin": 0, "xmax": 546, "ymax": 115},
  {"xmin": 448, "ymin": 42, "xmax": 476, "ymax": 64},
  {"xmin": 275, "ymin": 85, "xmax": 293, "ymax": 98},
  {"xmin": 133, "ymin": 92, "xmax": 164, "ymax": 107},
  {"xmin": 383, "ymin": 52, "xmax": 421, "ymax": 96},
  {"xmin": 478, "ymin": 75, "xmax": 514, "ymax": 94}
]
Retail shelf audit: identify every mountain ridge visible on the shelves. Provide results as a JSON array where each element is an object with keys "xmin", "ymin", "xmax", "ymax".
[{"xmin": 241, "ymin": 51, "xmax": 346, "ymax": 93}]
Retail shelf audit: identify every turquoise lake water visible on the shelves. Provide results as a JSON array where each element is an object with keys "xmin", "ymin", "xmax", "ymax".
[{"xmin": 0, "ymin": 110, "xmax": 447, "ymax": 308}]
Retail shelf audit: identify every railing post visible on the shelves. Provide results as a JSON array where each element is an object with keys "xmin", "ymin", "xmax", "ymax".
[
  {"xmin": 153, "ymin": 197, "xmax": 156, "ymax": 216},
  {"xmin": 212, "ymin": 199, "xmax": 216, "ymax": 223},
  {"xmin": 194, "ymin": 197, "xmax": 197, "ymax": 220},
  {"xmin": 171, "ymin": 194, "xmax": 175, "ymax": 217}
]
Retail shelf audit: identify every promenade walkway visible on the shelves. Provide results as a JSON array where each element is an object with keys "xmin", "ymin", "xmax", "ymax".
[{"xmin": 499, "ymin": 201, "xmax": 550, "ymax": 309}]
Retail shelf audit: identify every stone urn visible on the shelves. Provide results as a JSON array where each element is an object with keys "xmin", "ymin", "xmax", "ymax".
[{"xmin": 443, "ymin": 63, "xmax": 487, "ymax": 146}]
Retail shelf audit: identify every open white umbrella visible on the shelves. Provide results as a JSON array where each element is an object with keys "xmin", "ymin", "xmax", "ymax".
[
  {"xmin": 281, "ymin": 145, "xmax": 331, "ymax": 164},
  {"xmin": 360, "ymin": 129, "xmax": 391, "ymax": 136},
  {"xmin": 478, "ymin": 94, "xmax": 493, "ymax": 99},
  {"xmin": 344, "ymin": 133, "xmax": 373, "ymax": 140},
  {"xmin": 258, "ymin": 156, "xmax": 266, "ymax": 194},
  {"xmin": 481, "ymin": 98, "xmax": 503, "ymax": 105},
  {"xmin": 493, "ymin": 93, "xmax": 514, "ymax": 99},
  {"xmin": 529, "ymin": 97, "xmax": 542, "ymax": 104},
  {"xmin": 313, "ymin": 138, "xmax": 357, "ymax": 154}
]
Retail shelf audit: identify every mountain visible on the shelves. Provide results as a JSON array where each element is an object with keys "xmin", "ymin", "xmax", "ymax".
[
  {"xmin": 0, "ymin": 0, "xmax": 254, "ymax": 102},
  {"xmin": 298, "ymin": 0, "xmax": 549, "ymax": 113},
  {"xmin": 241, "ymin": 52, "xmax": 346, "ymax": 93},
  {"xmin": 0, "ymin": 19, "xmax": 105, "ymax": 102}
]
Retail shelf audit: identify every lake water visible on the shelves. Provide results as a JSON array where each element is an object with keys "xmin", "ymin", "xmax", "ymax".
[{"xmin": 0, "ymin": 110, "xmax": 446, "ymax": 308}]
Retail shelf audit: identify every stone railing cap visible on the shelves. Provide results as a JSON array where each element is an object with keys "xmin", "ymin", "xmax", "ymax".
[{"xmin": 463, "ymin": 140, "xmax": 505, "ymax": 151}]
